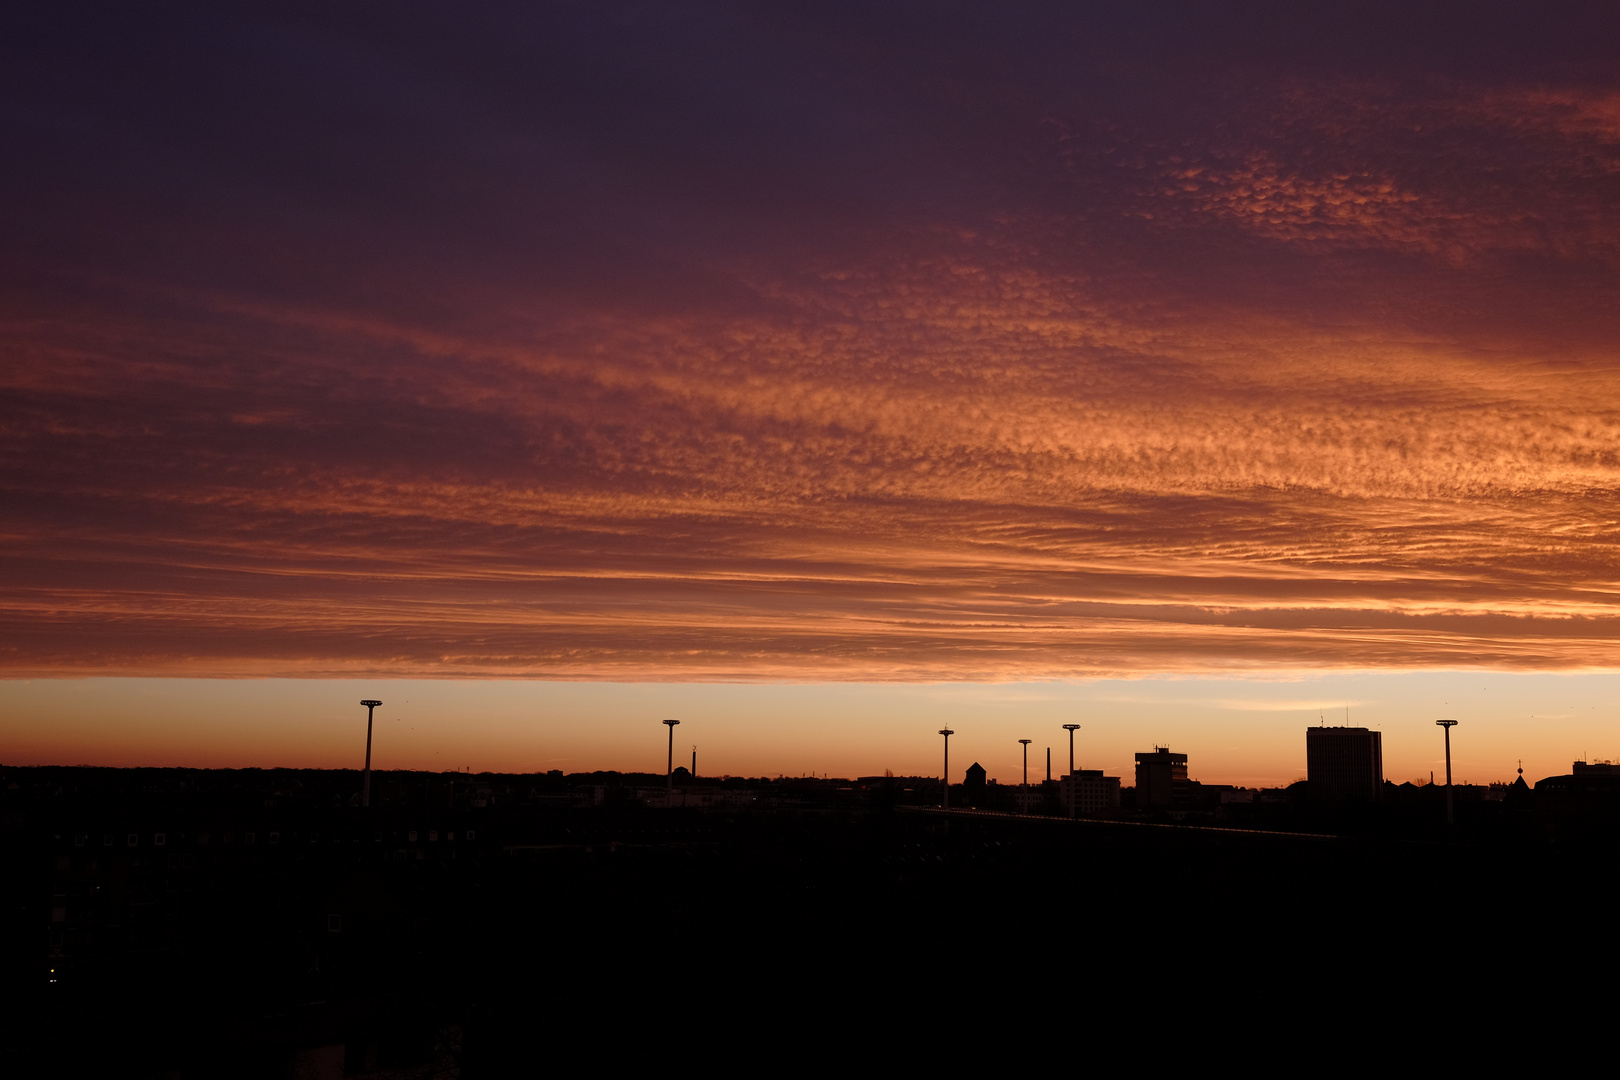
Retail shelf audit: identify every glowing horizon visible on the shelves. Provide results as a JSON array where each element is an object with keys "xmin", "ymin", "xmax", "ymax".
[
  {"xmin": 3, "ymin": 7, "xmax": 1620, "ymax": 767},
  {"xmin": 4, "ymin": 672, "xmax": 1615, "ymax": 790}
]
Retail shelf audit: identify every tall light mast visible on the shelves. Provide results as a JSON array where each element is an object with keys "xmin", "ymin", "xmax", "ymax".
[
  {"xmin": 1436, "ymin": 719, "xmax": 1459, "ymax": 826},
  {"xmin": 663, "ymin": 718, "xmax": 681, "ymax": 806},
  {"xmin": 359, "ymin": 700, "xmax": 382, "ymax": 808}
]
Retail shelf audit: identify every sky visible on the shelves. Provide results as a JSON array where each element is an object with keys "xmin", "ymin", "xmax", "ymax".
[
  {"xmin": 2, "ymin": 673, "xmax": 1615, "ymax": 785},
  {"xmin": 4, "ymin": 4, "xmax": 1620, "ymax": 777}
]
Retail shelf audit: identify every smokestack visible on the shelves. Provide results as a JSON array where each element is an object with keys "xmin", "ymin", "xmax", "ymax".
[
  {"xmin": 1046, "ymin": 747, "xmax": 1051, "ymax": 783},
  {"xmin": 692, "ymin": 748, "xmax": 696, "ymax": 778}
]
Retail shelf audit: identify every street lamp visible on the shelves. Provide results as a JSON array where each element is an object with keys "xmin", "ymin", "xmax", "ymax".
[
  {"xmin": 1019, "ymin": 739, "xmax": 1032, "ymax": 815},
  {"xmin": 663, "ymin": 719, "xmax": 680, "ymax": 805},
  {"xmin": 1062, "ymin": 724, "xmax": 1080, "ymax": 818},
  {"xmin": 359, "ymin": 700, "xmax": 382, "ymax": 808},
  {"xmin": 1436, "ymin": 719, "xmax": 1459, "ymax": 826}
]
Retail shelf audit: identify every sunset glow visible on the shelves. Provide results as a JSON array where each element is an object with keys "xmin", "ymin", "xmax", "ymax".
[{"xmin": 4, "ymin": 6, "xmax": 1620, "ymax": 768}]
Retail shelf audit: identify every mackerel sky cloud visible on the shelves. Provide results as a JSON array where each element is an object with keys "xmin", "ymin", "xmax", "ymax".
[{"xmin": 5, "ymin": 3, "xmax": 1620, "ymax": 679}]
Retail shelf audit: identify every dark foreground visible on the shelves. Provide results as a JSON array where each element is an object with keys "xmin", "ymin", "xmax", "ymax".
[{"xmin": 5, "ymin": 782, "xmax": 1618, "ymax": 1076}]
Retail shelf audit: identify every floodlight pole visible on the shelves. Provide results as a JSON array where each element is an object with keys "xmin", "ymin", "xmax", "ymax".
[
  {"xmin": 1019, "ymin": 739, "xmax": 1032, "ymax": 792},
  {"xmin": 663, "ymin": 719, "xmax": 680, "ymax": 806},
  {"xmin": 1062, "ymin": 724, "xmax": 1080, "ymax": 818},
  {"xmin": 939, "ymin": 729, "xmax": 954, "ymax": 811},
  {"xmin": 359, "ymin": 700, "xmax": 382, "ymax": 808},
  {"xmin": 1436, "ymin": 719, "xmax": 1459, "ymax": 826}
]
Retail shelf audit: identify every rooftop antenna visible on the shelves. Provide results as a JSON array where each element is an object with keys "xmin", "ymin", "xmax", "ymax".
[
  {"xmin": 359, "ymin": 700, "xmax": 382, "ymax": 808},
  {"xmin": 1436, "ymin": 719, "xmax": 1459, "ymax": 826},
  {"xmin": 662, "ymin": 719, "xmax": 680, "ymax": 806}
]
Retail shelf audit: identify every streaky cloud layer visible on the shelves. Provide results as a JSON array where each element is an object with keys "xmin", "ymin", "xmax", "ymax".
[{"xmin": 3, "ymin": 3, "xmax": 1620, "ymax": 678}]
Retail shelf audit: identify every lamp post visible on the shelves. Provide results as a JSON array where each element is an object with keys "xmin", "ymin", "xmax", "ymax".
[
  {"xmin": 359, "ymin": 700, "xmax": 382, "ymax": 808},
  {"xmin": 1019, "ymin": 739, "xmax": 1032, "ymax": 815},
  {"xmin": 939, "ymin": 728, "xmax": 954, "ymax": 810},
  {"xmin": 1436, "ymin": 719, "xmax": 1459, "ymax": 826},
  {"xmin": 1062, "ymin": 723, "xmax": 1081, "ymax": 818},
  {"xmin": 1062, "ymin": 724, "xmax": 1080, "ymax": 775},
  {"xmin": 663, "ymin": 719, "xmax": 680, "ymax": 806}
]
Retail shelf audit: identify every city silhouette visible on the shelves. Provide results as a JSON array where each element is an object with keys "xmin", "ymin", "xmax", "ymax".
[
  {"xmin": 8, "ymin": 710, "xmax": 1620, "ymax": 1074},
  {"xmin": 7, "ymin": 2, "xmax": 1620, "ymax": 1074}
]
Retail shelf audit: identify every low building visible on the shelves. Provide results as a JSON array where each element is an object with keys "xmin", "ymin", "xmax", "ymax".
[
  {"xmin": 664, "ymin": 787, "xmax": 757, "ymax": 808},
  {"xmin": 1013, "ymin": 780, "xmax": 1058, "ymax": 814},
  {"xmin": 963, "ymin": 762, "xmax": 988, "ymax": 806},
  {"xmin": 1058, "ymin": 770, "xmax": 1121, "ymax": 815}
]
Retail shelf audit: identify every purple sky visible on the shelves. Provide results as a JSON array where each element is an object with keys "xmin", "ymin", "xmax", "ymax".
[{"xmin": 5, "ymin": 4, "xmax": 1620, "ymax": 690}]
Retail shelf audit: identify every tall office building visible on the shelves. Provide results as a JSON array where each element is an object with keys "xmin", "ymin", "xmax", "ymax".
[
  {"xmin": 1306, "ymin": 726, "xmax": 1383, "ymax": 800},
  {"xmin": 1134, "ymin": 747, "xmax": 1189, "ymax": 808}
]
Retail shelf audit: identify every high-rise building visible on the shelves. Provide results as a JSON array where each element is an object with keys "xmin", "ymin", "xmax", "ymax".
[
  {"xmin": 1134, "ymin": 747, "xmax": 1189, "ymax": 808},
  {"xmin": 1305, "ymin": 726, "xmax": 1383, "ymax": 800}
]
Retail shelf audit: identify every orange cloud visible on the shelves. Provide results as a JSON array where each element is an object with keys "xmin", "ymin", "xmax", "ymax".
[{"xmin": 6, "ymin": 26, "xmax": 1620, "ymax": 680}]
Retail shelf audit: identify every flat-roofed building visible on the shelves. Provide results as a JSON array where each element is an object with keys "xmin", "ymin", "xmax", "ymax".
[
  {"xmin": 1135, "ymin": 748, "xmax": 1189, "ymax": 808},
  {"xmin": 1059, "ymin": 769, "xmax": 1121, "ymax": 815},
  {"xmin": 1306, "ymin": 726, "xmax": 1383, "ymax": 801}
]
